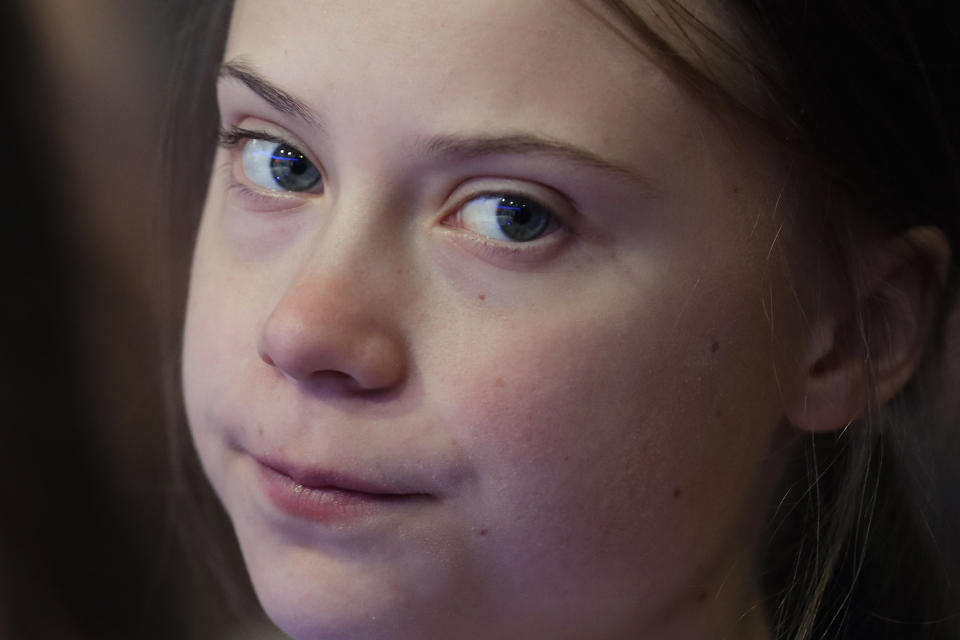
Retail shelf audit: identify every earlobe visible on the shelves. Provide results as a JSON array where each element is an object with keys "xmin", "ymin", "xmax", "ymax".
[{"xmin": 786, "ymin": 226, "xmax": 951, "ymax": 433}]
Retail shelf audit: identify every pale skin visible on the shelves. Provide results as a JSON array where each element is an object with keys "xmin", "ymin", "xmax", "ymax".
[{"xmin": 181, "ymin": 1, "xmax": 947, "ymax": 639}]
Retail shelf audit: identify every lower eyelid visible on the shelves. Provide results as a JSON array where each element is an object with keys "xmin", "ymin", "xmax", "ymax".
[
  {"xmin": 439, "ymin": 224, "xmax": 570, "ymax": 269},
  {"xmin": 450, "ymin": 216, "xmax": 564, "ymax": 244},
  {"xmin": 225, "ymin": 180, "xmax": 311, "ymax": 213}
]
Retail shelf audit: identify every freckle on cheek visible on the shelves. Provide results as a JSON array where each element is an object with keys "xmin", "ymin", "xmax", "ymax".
[
  {"xmin": 711, "ymin": 341, "xmax": 720, "ymax": 353},
  {"xmin": 478, "ymin": 293, "xmax": 486, "ymax": 301},
  {"xmin": 479, "ymin": 528, "xmax": 488, "ymax": 536},
  {"xmin": 495, "ymin": 377, "xmax": 505, "ymax": 388},
  {"xmin": 673, "ymin": 487, "xmax": 682, "ymax": 499}
]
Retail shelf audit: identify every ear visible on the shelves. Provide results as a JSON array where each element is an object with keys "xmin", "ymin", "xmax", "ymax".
[{"xmin": 786, "ymin": 227, "xmax": 951, "ymax": 433}]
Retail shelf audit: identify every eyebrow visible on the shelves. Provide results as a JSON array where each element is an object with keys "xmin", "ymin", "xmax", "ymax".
[
  {"xmin": 219, "ymin": 59, "xmax": 659, "ymax": 194},
  {"xmin": 422, "ymin": 133, "xmax": 660, "ymax": 193},
  {"xmin": 219, "ymin": 59, "xmax": 321, "ymax": 127}
]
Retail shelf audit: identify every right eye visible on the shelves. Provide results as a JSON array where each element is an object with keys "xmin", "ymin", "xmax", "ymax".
[
  {"xmin": 241, "ymin": 138, "xmax": 323, "ymax": 193},
  {"xmin": 455, "ymin": 194, "xmax": 558, "ymax": 243}
]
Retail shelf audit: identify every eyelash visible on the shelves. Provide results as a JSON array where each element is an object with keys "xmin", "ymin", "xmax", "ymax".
[
  {"xmin": 446, "ymin": 191, "xmax": 564, "ymax": 243},
  {"xmin": 218, "ymin": 125, "xmax": 284, "ymax": 149},
  {"xmin": 215, "ymin": 124, "xmax": 573, "ymax": 259},
  {"xmin": 217, "ymin": 124, "xmax": 325, "ymax": 209}
]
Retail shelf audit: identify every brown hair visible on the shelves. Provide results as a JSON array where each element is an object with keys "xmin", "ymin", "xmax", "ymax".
[
  {"xmin": 596, "ymin": 1, "xmax": 960, "ymax": 637},
  {"xmin": 161, "ymin": 0, "xmax": 261, "ymax": 627}
]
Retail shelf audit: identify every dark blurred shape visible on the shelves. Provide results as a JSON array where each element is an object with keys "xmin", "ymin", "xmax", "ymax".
[{"xmin": 0, "ymin": 1, "xmax": 276, "ymax": 638}]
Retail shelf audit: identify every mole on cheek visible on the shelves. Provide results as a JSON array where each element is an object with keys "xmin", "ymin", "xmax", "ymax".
[
  {"xmin": 495, "ymin": 377, "xmax": 505, "ymax": 388},
  {"xmin": 711, "ymin": 341, "xmax": 720, "ymax": 354},
  {"xmin": 478, "ymin": 293, "xmax": 486, "ymax": 301},
  {"xmin": 673, "ymin": 487, "xmax": 682, "ymax": 499}
]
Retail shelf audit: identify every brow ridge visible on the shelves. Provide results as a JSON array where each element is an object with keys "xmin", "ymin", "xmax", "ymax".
[
  {"xmin": 424, "ymin": 133, "xmax": 661, "ymax": 194},
  {"xmin": 219, "ymin": 58, "xmax": 321, "ymax": 127}
]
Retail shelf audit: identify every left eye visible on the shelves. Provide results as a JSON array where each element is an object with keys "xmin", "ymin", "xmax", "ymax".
[
  {"xmin": 457, "ymin": 195, "xmax": 556, "ymax": 243},
  {"xmin": 241, "ymin": 138, "xmax": 323, "ymax": 192}
]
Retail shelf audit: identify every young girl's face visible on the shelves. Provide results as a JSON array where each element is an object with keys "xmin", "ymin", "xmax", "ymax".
[{"xmin": 182, "ymin": 1, "xmax": 810, "ymax": 638}]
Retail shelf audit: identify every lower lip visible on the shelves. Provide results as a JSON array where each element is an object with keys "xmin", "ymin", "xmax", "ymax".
[{"xmin": 255, "ymin": 462, "xmax": 415, "ymax": 525}]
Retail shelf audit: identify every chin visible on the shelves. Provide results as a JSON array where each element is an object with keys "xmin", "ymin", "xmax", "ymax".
[
  {"xmin": 238, "ymin": 534, "xmax": 473, "ymax": 640},
  {"xmin": 249, "ymin": 563, "xmax": 400, "ymax": 640}
]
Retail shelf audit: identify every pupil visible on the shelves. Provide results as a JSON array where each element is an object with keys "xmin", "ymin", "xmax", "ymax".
[
  {"xmin": 495, "ymin": 197, "xmax": 550, "ymax": 242},
  {"xmin": 269, "ymin": 143, "xmax": 321, "ymax": 191}
]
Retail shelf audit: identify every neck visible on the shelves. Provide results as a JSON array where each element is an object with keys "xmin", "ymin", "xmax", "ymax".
[{"xmin": 633, "ymin": 558, "xmax": 772, "ymax": 640}]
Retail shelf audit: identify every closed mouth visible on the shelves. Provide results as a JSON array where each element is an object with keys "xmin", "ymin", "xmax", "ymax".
[
  {"xmin": 256, "ymin": 457, "xmax": 430, "ymax": 498},
  {"xmin": 254, "ymin": 457, "xmax": 433, "ymax": 524}
]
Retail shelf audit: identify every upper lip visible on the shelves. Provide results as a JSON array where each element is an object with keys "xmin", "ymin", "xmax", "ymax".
[{"xmin": 256, "ymin": 455, "xmax": 431, "ymax": 497}]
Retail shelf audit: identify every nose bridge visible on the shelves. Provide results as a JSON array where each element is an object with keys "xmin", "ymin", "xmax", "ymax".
[
  {"xmin": 256, "ymin": 194, "xmax": 411, "ymax": 392},
  {"xmin": 312, "ymin": 179, "xmax": 411, "ymax": 283}
]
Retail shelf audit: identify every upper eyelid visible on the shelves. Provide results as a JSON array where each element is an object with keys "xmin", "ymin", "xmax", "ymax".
[
  {"xmin": 448, "ymin": 182, "xmax": 580, "ymax": 228},
  {"xmin": 457, "ymin": 192, "xmax": 565, "ymax": 235},
  {"xmin": 218, "ymin": 124, "xmax": 322, "ymax": 166},
  {"xmin": 217, "ymin": 125, "xmax": 286, "ymax": 147},
  {"xmin": 219, "ymin": 123, "xmax": 326, "ymax": 178},
  {"xmin": 461, "ymin": 191, "xmax": 558, "ymax": 218}
]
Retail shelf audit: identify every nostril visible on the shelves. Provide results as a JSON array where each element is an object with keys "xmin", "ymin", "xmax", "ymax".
[
  {"xmin": 308, "ymin": 370, "xmax": 355, "ymax": 386},
  {"xmin": 259, "ymin": 348, "xmax": 276, "ymax": 367}
]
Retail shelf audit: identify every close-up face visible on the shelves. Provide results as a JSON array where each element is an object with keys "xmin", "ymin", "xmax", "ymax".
[{"xmin": 182, "ymin": 1, "xmax": 815, "ymax": 638}]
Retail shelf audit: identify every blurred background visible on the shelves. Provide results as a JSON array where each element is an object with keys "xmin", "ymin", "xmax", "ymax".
[
  {"xmin": 0, "ymin": 1, "xmax": 957, "ymax": 639},
  {"xmin": 1, "ymin": 1, "xmax": 281, "ymax": 638}
]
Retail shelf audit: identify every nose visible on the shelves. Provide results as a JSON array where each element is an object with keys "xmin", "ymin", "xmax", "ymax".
[{"xmin": 257, "ymin": 269, "xmax": 407, "ymax": 393}]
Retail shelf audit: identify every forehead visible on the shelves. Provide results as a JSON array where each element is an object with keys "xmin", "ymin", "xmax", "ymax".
[
  {"xmin": 226, "ymin": 0, "xmax": 757, "ymax": 109},
  {"xmin": 225, "ymin": 1, "xmax": 720, "ymax": 181},
  {"xmin": 226, "ymin": 1, "xmax": 658, "ymax": 80}
]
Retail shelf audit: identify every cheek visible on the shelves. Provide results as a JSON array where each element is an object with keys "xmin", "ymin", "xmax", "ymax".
[
  {"xmin": 427, "ymin": 260, "xmax": 795, "ymax": 601},
  {"xmin": 181, "ymin": 214, "xmax": 262, "ymax": 470},
  {"xmin": 436, "ymin": 263, "xmax": 785, "ymax": 485}
]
